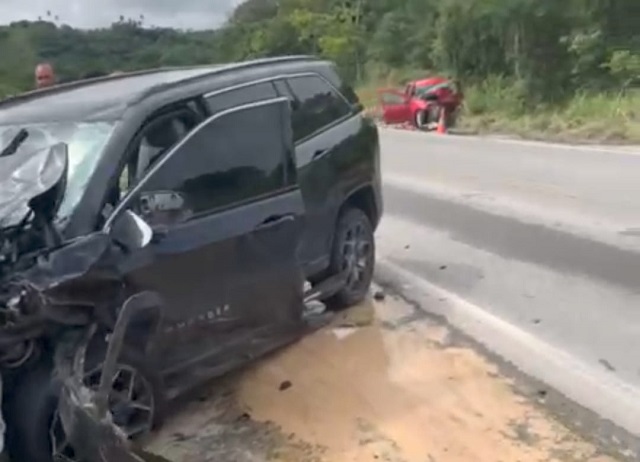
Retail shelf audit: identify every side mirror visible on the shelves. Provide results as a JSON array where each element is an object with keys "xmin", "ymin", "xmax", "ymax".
[
  {"xmin": 138, "ymin": 190, "xmax": 191, "ymax": 226},
  {"xmin": 109, "ymin": 209, "xmax": 153, "ymax": 251},
  {"xmin": 139, "ymin": 190, "xmax": 185, "ymax": 215}
]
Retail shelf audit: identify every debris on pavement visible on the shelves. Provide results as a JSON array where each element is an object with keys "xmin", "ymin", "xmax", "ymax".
[{"xmin": 278, "ymin": 381, "xmax": 292, "ymax": 392}]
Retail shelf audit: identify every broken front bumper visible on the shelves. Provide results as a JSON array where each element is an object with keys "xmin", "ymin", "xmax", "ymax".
[{"xmin": 53, "ymin": 280, "xmax": 338, "ymax": 462}]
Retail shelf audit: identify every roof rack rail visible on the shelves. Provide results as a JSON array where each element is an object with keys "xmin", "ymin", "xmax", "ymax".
[
  {"xmin": 0, "ymin": 55, "xmax": 321, "ymax": 110},
  {"xmin": 132, "ymin": 55, "xmax": 321, "ymax": 104},
  {"xmin": 0, "ymin": 66, "xmax": 197, "ymax": 109},
  {"xmin": 212, "ymin": 55, "xmax": 320, "ymax": 73}
]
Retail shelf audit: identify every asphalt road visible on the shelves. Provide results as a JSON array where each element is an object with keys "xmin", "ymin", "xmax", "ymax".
[{"xmin": 375, "ymin": 128, "xmax": 640, "ymax": 440}]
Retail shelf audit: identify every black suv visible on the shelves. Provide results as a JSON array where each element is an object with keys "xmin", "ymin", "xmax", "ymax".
[{"xmin": 0, "ymin": 56, "xmax": 382, "ymax": 462}]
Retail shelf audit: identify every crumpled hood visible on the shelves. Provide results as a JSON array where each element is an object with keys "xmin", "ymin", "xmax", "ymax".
[
  {"xmin": 0, "ymin": 142, "xmax": 67, "ymax": 228},
  {"xmin": 18, "ymin": 232, "xmax": 113, "ymax": 291}
]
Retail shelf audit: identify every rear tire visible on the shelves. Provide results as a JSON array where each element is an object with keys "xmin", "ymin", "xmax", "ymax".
[
  {"xmin": 324, "ymin": 207, "xmax": 375, "ymax": 310},
  {"xmin": 5, "ymin": 349, "xmax": 162, "ymax": 462}
]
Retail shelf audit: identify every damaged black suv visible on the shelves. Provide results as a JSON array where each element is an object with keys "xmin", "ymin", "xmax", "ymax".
[{"xmin": 0, "ymin": 56, "xmax": 381, "ymax": 461}]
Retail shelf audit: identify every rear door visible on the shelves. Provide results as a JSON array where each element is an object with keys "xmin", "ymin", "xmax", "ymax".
[
  {"xmin": 377, "ymin": 89, "xmax": 411, "ymax": 124},
  {"xmin": 111, "ymin": 98, "xmax": 304, "ymax": 386},
  {"xmin": 274, "ymin": 74, "xmax": 355, "ymax": 274}
]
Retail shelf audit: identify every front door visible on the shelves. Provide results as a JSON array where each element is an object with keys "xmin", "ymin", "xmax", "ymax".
[
  {"xmin": 110, "ymin": 98, "xmax": 304, "ymax": 389},
  {"xmin": 377, "ymin": 89, "xmax": 411, "ymax": 125}
]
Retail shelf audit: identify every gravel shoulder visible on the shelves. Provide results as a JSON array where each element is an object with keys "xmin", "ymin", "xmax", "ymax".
[{"xmin": 146, "ymin": 294, "xmax": 622, "ymax": 462}]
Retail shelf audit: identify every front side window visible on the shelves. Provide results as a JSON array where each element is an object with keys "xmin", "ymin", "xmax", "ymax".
[
  {"xmin": 0, "ymin": 121, "xmax": 116, "ymax": 220},
  {"xmin": 285, "ymin": 75, "xmax": 351, "ymax": 141},
  {"xmin": 135, "ymin": 99, "xmax": 289, "ymax": 224},
  {"xmin": 108, "ymin": 111, "xmax": 197, "ymax": 219},
  {"xmin": 134, "ymin": 110, "xmax": 199, "ymax": 180}
]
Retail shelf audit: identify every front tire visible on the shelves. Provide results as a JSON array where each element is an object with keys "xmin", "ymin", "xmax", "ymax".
[
  {"xmin": 414, "ymin": 110, "xmax": 428, "ymax": 130},
  {"xmin": 5, "ymin": 350, "xmax": 162, "ymax": 462},
  {"xmin": 325, "ymin": 207, "xmax": 375, "ymax": 310}
]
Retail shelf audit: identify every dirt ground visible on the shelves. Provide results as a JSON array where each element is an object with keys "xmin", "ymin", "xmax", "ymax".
[{"xmin": 146, "ymin": 293, "xmax": 619, "ymax": 462}]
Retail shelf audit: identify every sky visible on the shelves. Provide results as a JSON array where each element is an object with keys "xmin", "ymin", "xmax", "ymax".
[{"xmin": 0, "ymin": 0, "xmax": 243, "ymax": 30}]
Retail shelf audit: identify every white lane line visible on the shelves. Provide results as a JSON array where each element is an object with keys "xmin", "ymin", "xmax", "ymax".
[
  {"xmin": 381, "ymin": 172, "xmax": 640, "ymax": 253},
  {"xmin": 378, "ymin": 127, "xmax": 640, "ymax": 156},
  {"xmin": 376, "ymin": 258, "xmax": 640, "ymax": 439}
]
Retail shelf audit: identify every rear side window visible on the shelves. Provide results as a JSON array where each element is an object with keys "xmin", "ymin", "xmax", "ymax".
[
  {"xmin": 285, "ymin": 75, "xmax": 351, "ymax": 141},
  {"xmin": 320, "ymin": 64, "xmax": 360, "ymax": 105},
  {"xmin": 139, "ymin": 100, "xmax": 288, "ymax": 217},
  {"xmin": 205, "ymin": 82, "xmax": 278, "ymax": 114}
]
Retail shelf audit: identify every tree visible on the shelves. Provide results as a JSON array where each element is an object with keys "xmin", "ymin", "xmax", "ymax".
[{"xmin": 1, "ymin": 0, "xmax": 638, "ymax": 103}]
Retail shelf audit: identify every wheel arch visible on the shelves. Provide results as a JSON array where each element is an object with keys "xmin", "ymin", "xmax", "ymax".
[{"xmin": 339, "ymin": 184, "xmax": 379, "ymax": 230}]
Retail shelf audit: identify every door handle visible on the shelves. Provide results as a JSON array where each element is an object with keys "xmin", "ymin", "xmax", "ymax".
[
  {"xmin": 255, "ymin": 214, "xmax": 295, "ymax": 231},
  {"xmin": 312, "ymin": 149, "xmax": 328, "ymax": 160}
]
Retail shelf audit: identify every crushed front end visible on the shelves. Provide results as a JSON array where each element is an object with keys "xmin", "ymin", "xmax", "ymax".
[
  {"xmin": 54, "ymin": 293, "xmax": 170, "ymax": 462},
  {"xmin": 0, "ymin": 141, "xmax": 147, "ymax": 461}
]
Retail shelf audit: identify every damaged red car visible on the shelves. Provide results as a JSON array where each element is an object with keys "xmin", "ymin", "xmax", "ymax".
[
  {"xmin": 377, "ymin": 77, "xmax": 464, "ymax": 130},
  {"xmin": 0, "ymin": 56, "xmax": 381, "ymax": 462}
]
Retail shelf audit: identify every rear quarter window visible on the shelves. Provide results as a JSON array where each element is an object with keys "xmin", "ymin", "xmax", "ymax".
[
  {"xmin": 285, "ymin": 75, "xmax": 351, "ymax": 142},
  {"xmin": 319, "ymin": 64, "xmax": 360, "ymax": 105}
]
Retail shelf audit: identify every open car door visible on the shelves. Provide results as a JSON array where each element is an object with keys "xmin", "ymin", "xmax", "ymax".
[{"xmin": 377, "ymin": 88, "xmax": 411, "ymax": 125}]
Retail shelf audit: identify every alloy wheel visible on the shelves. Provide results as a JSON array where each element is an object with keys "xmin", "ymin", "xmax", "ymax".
[
  {"xmin": 340, "ymin": 219, "xmax": 374, "ymax": 293},
  {"xmin": 50, "ymin": 363, "xmax": 155, "ymax": 461}
]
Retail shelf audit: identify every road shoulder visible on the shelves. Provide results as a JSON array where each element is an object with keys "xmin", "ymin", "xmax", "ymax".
[
  {"xmin": 147, "ymin": 293, "xmax": 630, "ymax": 461},
  {"xmin": 375, "ymin": 261, "xmax": 640, "ymax": 461}
]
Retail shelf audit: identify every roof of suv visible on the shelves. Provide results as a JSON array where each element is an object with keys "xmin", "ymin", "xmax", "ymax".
[{"xmin": 0, "ymin": 55, "xmax": 320, "ymax": 125}]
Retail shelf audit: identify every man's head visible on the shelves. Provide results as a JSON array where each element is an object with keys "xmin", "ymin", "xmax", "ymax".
[{"xmin": 35, "ymin": 63, "xmax": 56, "ymax": 89}]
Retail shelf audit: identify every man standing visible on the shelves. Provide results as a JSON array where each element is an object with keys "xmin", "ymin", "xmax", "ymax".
[{"xmin": 35, "ymin": 62, "xmax": 56, "ymax": 89}]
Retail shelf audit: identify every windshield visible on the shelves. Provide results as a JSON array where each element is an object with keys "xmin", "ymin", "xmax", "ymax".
[
  {"xmin": 0, "ymin": 121, "xmax": 116, "ymax": 221},
  {"xmin": 414, "ymin": 82, "xmax": 451, "ymax": 97}
]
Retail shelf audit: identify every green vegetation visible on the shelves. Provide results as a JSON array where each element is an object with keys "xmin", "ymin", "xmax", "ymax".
[
  {"xmin": 0, "ymin": 19, "xmax": 221, "ymax": 93},
  {"xmin": 1, "ymin": 0, "xmax": 639, "ymax": 142}
]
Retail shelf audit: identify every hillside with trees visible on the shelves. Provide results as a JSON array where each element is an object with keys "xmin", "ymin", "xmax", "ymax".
[{"xmin": 1, "ymin": 0, "xmax": 639, "ymax": 141}]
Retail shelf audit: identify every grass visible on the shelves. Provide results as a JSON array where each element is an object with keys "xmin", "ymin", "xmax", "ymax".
[{"xmin": 357, "ymin": 74, "xmax": 640, "ymax": 144}]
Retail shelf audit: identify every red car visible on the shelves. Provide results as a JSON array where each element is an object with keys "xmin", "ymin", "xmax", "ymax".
[{"xmin": 377, "ymin": 77, "xmax": 463, "ymax": 130}]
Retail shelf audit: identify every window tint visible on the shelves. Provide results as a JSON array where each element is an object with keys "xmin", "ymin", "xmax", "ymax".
[
  {"xmin": 206, "ymin": 82, "xmax": 278, "ymax": 115},
  {"xmin": 286, "ymin": 75, "xmax": 351, "ymax": 141},
  {"xmin": 138, "ymin": 101, "xmax": 288, "ymax": 221}
]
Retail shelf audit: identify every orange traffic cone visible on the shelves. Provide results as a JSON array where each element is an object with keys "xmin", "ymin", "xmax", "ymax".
[{"xmin": 436, "ymin": 107, "xmax": 447, "ymax": 134}]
